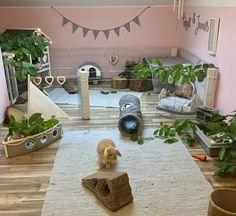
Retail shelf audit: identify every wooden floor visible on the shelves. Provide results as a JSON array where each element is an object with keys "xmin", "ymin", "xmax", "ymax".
[{"xmin": 0, "ymin": 91, "xmax": 236, "ymax": 216}]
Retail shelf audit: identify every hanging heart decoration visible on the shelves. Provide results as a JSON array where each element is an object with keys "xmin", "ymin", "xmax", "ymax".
[
  {"xmin": 57, "ymin": 76, "xmax": 66, "ymax": 85},
  {"xmin": 109, "ymin": 55, "xmax": 119, "ymax": 65},
  {"xmin": 32, "ymin": 77, "xmax": 42, "ymax": 86},
  {"xmin": 45, "ymin": 76, "xmax": 54, "ymax": 85}
]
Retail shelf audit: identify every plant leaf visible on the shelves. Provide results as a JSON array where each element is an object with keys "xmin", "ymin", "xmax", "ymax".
[
  {"xmin": 100, "ymin": 90, "xmax": 109, "ymax": 95},
  {"xmin": 144, "ymin": 137, "xmax": 155, "ymax": 141},
  {"xmin": 137, "ymin": 139, "xmax": 144, "ymax": 145},
  {"xmin": 164, "ymin": 137, "xmax": 178, "ymax": 144}
]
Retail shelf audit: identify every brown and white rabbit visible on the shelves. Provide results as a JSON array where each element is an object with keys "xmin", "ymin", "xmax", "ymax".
[{"xmin": 96, "ymin": 138, "xmax": 121, "ymax": 170}]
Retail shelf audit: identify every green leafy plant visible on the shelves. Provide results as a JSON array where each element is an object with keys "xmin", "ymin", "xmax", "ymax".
[
  {"xmin": 199, "ymin": 112, "xmax": 236, "ymax": 176},
  {"xmin": 129, "ymin": 118, "xmax": 196, "ymax": 146},
  {"xmin": 0, "ymin": 31, "xmax": 49, "ymax": 80},
  {"xmin": 153, "ymin": 112, "xmax": 236, "ymax": 176},
  {"xmin": 129, "ymin": 109, "xmax": 236, "ymax": 176},
  {"xmin": 119, "ymin": 58, "xmax": 162, "ymax": 80},
  {"xmin": 130, "ymin": 133, "xmax": 155, "ymax": 145},
  {"xmin": 198, "ymin": 113, "xmax": 228, "ymax": 139},
  {"xmin": 119, "ymin": 60, "xmax": 136, "ymax": 79},
  {"xmin": 154, "ymin": 119, "xmax": 197, "ymax": 146},
  {"xmin": 8, "ymin": 113, "xmax": 59, "ymax": 138},
  {"xmin": 133, "ymin": 58, "xmax": 163, "ymax": 79},
  {"xmin": 155, "ymin": 63, "xmax": 215, "ymax": 85}
]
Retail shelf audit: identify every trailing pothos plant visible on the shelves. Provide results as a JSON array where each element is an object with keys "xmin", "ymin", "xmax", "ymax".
[
  {"xmin": 154, "ymin": 119, "xmax": 197, "ymax": 146},
  {"xmin": 0, "ymin": 31, "xmax": 49, "ymax": 80},
  {"xmin": 155, "ymin": 63, "xmax": 215, "ymax": 84},
  {"xmin": 8, "ymin": 113, "xmax": 59, "ymax": 139},
  {"xmin": 153, "ymin": 111, "xmax": 236, "ymax": 176},
  {"xmin": 129, "ymin": 119, "xmax": 197, "ymax": 145}
]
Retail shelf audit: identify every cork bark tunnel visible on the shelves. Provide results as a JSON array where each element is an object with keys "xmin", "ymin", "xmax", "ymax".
[{"xmin": 82, "ymin": 172, "xmax": 133, "ymax": 212}]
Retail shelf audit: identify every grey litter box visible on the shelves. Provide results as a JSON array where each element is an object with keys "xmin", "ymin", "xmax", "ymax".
[{"xmin": 194, "ymin": 126, "xmax": 231, "ymax": 157}]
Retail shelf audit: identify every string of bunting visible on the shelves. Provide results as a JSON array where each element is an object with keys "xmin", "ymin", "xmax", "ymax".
[{"xmin": 51, "ymin": 6, "xmax": 151, "ymax": 40}]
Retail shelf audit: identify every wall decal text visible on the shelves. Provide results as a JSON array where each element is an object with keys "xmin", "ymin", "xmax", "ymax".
[{"xmin": 182, "ymin": 12, "xmax": 209, "ymax": 35}]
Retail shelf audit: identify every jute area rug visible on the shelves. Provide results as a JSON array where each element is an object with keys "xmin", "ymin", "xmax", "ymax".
[{"xmin": 41, "ymin": 129, "xmax": 212, "ymax": 216}]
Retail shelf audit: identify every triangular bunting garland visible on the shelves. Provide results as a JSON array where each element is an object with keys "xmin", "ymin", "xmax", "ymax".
[
  {"xmin": 82, "ymin": 28, "xmax": 89, "ymax": 37},
  {"xmin": 62, "ymin": 17, "xmax": 69, "ymax": 26},
  {"xmin": 72, "ymin": 23, "xmax": 79, "ymax": 33},
  {"xmin": 103, "ymin": 30, "xmax": 110, "ymax": 40},
  {"xmin": 133, "ymin": 16, "xmax": 140, "ymax": 26},
  {"xmin": 124, "ymin": 23, "xmax": 131, "ymax": 32},
  {"xmin": 52, "ymin": 6, "xmax": 151, "ymax": 39},
  {"xmin": 113, "ymin": 27, "xmax": 120, "ymax": 36},
  {"xmin": 93, "ymin": 30, "xmax": 100, "ymax": 39}
]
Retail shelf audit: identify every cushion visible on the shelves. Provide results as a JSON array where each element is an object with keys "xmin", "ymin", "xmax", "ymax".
[
  {"xmin": 157, "ymin": 96, "xmax": 191, "ymax": 113},
  {"xmin": 175, "ymin": 82, "xmax": 194, "ymax": 99}
]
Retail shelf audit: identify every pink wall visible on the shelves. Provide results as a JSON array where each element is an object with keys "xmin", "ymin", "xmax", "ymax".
[
  {"xmin": 0, "ymin": 49, "xmax": 10, "ymax": 124},
  {"xmin": 1, "ymin": 6, "xmax": 235, "ymax": 114},
  {"xmin": 0, "ymin": 7, "xmax": 178, "ymax": 77},
  {"xmin": 179, "ymin": 7, "xmax": 236, "ymax": 114}
]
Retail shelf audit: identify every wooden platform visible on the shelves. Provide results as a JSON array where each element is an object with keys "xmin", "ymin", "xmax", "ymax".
[{"xmin": 0, "ymin": 90, "xmax": 235, "ymax": 216}]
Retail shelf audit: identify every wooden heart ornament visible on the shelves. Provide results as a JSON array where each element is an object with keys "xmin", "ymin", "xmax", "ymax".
[
  {"xmin": 32, "ymin": 77, "xmax": 42, "ymax": 86},
  {"xmin": 57, "ymin": 76, "xmax": 66, "ymax": 85},
  {"xmin": 109, "ymin": 55, "xmax": 119, "ymax": 65},
  {"xmin": 45, "ymin": 76, "xmax": 54, "ymax": 85}
]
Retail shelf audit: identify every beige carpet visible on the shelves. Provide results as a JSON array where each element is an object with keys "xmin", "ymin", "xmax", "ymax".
[{"xmin": 41, "ymin": 129, "xmax": 212, "ymax": 216}]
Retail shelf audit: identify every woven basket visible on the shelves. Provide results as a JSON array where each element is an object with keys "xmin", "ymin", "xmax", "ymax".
[{"xmin": 208, "ymin": 188, "xmax": 236, "ymax": 216}]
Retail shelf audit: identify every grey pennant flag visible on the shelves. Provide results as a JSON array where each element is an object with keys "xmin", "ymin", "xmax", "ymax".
[
  {"xmin": 72, "ymin": 23, "xmax": 79, "ymax": 33},
  {"xmin": 133, "ymin": 16, "xmax": 140, "ymax": 26},
  {"xmin": 103, "ymin": 30, "xmax": 110, "ymax": 40},
  {"xmin": 93, "ymin": 30, "xmax": 100, "ymax": 39},
  {"xmin": 124, "ymin": 23, "xmax": 131, "ymax": 32},
  {"xmin": 113, "ymin": 27, "xmax": 120, "ymax": 36},
  {"xmin": 62, "ymin": 17, "xmax": 69, "ymax": 26},
  {"xmin": 82, "ymin": 28, "xmax": 89, "ymax": 37}
]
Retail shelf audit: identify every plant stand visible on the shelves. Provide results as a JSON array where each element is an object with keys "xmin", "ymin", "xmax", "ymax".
[{"xmin": 2, "ymin": 123, "xmax": 62, "ymax": 158}]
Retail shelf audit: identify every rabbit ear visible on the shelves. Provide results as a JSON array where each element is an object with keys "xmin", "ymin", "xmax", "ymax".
[
  {"xmin": 116, "ymin": 149, "xmax": 121, "ymax": 157},
  {"xmin": 104, "ymin": 148, "xmax": 109, "ymax": 157}
]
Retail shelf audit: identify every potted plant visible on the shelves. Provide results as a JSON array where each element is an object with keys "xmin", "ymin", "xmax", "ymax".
[
  {"xmin": 119, "ymin": 58, "xmax": 162, "ymax": 92},
  {"xmin": 2, "ymin": 112, "xmax": 62, "ymax": 158},
  {"xmin": 0, "ymin": 30, "xmax": 50, "ymax": 80}
]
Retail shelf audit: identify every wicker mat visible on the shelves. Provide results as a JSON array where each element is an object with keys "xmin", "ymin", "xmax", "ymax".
[{"xmin": 41, "ymin": 129, "xmax": 212, "ymax": 216}]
